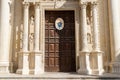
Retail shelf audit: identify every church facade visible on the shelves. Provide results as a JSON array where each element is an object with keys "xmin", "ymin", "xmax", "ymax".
[{"xmin": 0, "ymin": 0, "xmax": 120, "ymax": 75}]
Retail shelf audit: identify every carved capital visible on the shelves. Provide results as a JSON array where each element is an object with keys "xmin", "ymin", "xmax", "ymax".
[
  {"xmin": 80, "ymin": 2, "xmax": 87, "ymax": 9},
  {"xmin": 91, "ymin": 1, "xmax": 98, "ymax": 9},
  {"xmin": 35, "ymin": 2, "xmax": 40, "ymax": 9},
  {"xmin": 23, "ymin": 2, "xmax": 29, "ymax": 9}
]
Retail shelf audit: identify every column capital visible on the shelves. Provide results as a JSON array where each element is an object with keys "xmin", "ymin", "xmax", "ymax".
[
  {"xmin": 80, "ymin": 2, "xmax": 87, "ymax": 9},
  {"xmin": 35, "ymin": 2, "xmax": 40, "ymax": 9},
  {"xmin": 23, "ymin": 2, "xmax": 30, "ymax": 9},
  {"xmin": 91, "ymin": 1, "xmax": 98, "ymax": 8}
]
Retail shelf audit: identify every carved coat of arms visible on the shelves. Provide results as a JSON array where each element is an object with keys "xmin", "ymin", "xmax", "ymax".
[{"xmin": 55, "ymin": 18, "xmax": 64, "ymax": 30}]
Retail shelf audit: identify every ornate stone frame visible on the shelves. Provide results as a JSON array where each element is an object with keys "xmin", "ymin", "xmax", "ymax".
[{"xmin": 40, "ymin": 1, "xmax": 80, "ymax": 73}]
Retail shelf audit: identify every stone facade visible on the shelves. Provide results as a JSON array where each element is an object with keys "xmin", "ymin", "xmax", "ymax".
[{"xmin": 0, "ymin": 0, "xmax": 120, "ymax": 75}]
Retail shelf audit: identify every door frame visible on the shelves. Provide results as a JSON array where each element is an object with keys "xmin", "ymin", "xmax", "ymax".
[{"xmin": 40, "ymin": 1, "xmax": 80, "ymax": 73}]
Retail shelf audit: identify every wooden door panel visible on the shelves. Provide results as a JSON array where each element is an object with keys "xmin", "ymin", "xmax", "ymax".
[
  {"xmin": 49, "ymin": 30, "xmax": 54, "ymax": 37},
  {"xmin": 45, "ymin": 11, "xmax": 76, "ymax": 72},
  {"xmin": 49, "ymin": 44, "xmax": 54, "ymax": 52}
]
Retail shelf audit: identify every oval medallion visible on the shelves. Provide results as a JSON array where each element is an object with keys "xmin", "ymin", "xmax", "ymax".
[{"xmin": 55, "ymin": 18, "xmax": 64, "ymax": 30}]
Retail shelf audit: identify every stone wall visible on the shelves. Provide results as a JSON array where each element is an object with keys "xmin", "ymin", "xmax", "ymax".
[{"xmin": 11, "ymin": 0, "xmax": 111, "ymax": 73}]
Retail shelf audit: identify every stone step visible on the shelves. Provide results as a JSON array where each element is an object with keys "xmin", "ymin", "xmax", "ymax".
[{"xmin": 0, "ymin": 73, "xmax": 120, "ymax": 80}]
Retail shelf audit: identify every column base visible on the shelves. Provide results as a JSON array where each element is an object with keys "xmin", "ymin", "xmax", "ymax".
[
  {"xmin": 90, "ymin": 69, "xmax": 104, "ymax": 75},
  {"xmin": 29, "ymin": 51, "xmax": 44, "ymax": 75},
  {"xmin": 16, "ymin": 69, "xmax": 29, "ymax": 74},
  {"xmin": 90, "ymin": 51, "xmax": 104, "ymax": 75},
  {"xmin": 78, "ymin": 51, "xmax": 92, "ymax": 75},
  {"xmin": 0, "ymin": 61, "xmax": 10, "ymax": 73},
  {"xmin": 29, "ymin": 69, "xmax": 44, "ymax": 75},
  {"xmin": 77, "ymin": 68, "xmax": 92, "ymax": 75},
  {"xmin": 112, "ymin": 62, "xmax": 120, "ymax": 74},
  {"xmin": 16, "ymin": 52, "xmax": 30, "ymax": 75}
]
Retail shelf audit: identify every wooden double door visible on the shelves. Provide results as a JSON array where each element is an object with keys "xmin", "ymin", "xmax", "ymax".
[{"xmin": 45, "ymin": 11, "xmax": 76, "ymax": 72}]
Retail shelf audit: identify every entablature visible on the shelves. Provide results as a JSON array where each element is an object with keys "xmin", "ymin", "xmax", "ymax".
[
  {"xmin": 23, "ymin": 0, "xmax": 78, "ymax": 3},
  {"xmin": 80, "ymin": 0, "xmax": 97, "ymax": 3}
]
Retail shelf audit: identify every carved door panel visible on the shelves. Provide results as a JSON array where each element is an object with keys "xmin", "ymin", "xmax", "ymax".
[{"xmin": 45, "ymin": 11, "xmax": 76, "ymax": 72}]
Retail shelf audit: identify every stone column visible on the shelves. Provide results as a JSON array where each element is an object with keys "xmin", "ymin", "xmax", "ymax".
[
  {"xmin": 78, "ymin": 2, "xmax": 91, "ymax": 75},
  {"xmin": 34, "ymin": 2, "xmax": 44, "ymax": 74},
  {"xmin": 110, "ymin": 0, "xmax": 120, "ymax": 73},
  {"xmin": 34, "ymin": 3, "xmax": 40, "ymax": 51},
  {"xmin": 80, "ymin": 3, "xmax": 88, "ymax": 52},
  {"xmin": 0, "ymin": 0, "xmax": 11, "ymax": 73},
  {"xmin": 16, "ymin": 2, "xmax": 30, "ymax": 74},
  {"xmin": 91, "ymin": 2, "xmax": 104, "ymax": 75},
  {"xmin": 92, "ymin": 2, "xmax": 100, "ymax": 51},
  {"xmin": 23, "ymin": 2, "xmax": 29, "ymax": 52}
]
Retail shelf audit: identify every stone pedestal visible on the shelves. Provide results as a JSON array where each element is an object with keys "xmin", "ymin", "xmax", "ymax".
[
  {"xmin": 29, "ymin": 52, "xmax": 44, "ymax": 75},
  {"xmin": 90, "ymin": 51, "xmax": 104, "ymax": 75},
  {"xmin": 0, "ymin": 62, "xmax": 9, "ymax": 73},
  {"xmin": 16, "ymin": 52, "xmax": 30, "ymax": 74},
  {"xmin": 78, "ymin": 51, "xmax": 92, "ymax": 74}
]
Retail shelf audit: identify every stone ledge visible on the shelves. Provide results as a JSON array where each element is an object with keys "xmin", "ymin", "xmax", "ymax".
[{"xmin": 0, "ymin": 73, "xmax": 120, "ymax": 80}]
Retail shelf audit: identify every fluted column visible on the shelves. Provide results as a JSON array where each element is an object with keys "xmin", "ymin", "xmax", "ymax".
[
  {"xmin": 23, "ymin": 2, "xmax": 29, "ymax": 52},
  {"xmin": 110, "ymin": 0, "xmax": 120, "ymax": 73},
  {"xmin": 78, "ymin": 2, "xmax": 91, "ymax": 75},
  {"xmin": 91, "ymin": 2, "xmax": 104, "ymax": 75},
  {"xmin": 0, "ymin": 0, "xmax": 11, "ymax": 73},
  {"xmin": 34, "ymin": 3, "xmax": 40, "ymax": 51}
]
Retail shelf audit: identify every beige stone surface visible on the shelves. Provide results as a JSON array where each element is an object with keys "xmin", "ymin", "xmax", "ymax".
[{"xmin": 0, "ymin": 0, "xmax": 119, "ymax": 75}]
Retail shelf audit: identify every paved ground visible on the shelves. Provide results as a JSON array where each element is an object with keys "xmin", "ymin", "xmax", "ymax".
[{"xmin": 0, "ymin": 72, "xmax": 120, "ymax": 80}]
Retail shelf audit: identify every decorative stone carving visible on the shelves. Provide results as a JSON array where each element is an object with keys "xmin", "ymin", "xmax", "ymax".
[
  {"xmin": 29, "ymin": 16, "xmax": 34, "ymax": 51},
  {"xmin": 29, "ymin": 33, "xmax": 34, "ymax": 51}
]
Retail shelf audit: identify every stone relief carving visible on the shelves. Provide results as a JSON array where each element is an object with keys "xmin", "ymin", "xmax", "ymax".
[
  {"xmin": 15, "ymin": 16, "xmax": 35, "ymax": 52},
  {"xmin": 86, "ymin": 4, "xmax": 93, "ymax": 51},
  {"xmin": 20, "ymin": 24, "xmax": 23, "ymax": 51},
  {"xmin": 29, "ymin": 16, "xmax": 35, "ymax": 51}
]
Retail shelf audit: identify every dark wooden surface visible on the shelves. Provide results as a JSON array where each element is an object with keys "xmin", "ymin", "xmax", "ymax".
[{"xmin": 45, "ymin": 11, "xmax": 76, "ymax": 72}]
